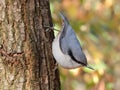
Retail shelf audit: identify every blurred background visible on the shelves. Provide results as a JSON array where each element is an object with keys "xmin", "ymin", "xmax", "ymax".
[{"xmin": 50, "ymin": 0, "xmax": 120, "ymax": 90}]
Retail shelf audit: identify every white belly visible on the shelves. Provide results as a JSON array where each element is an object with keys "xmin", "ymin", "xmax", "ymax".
[{"xmin": 52, "ymin": 34, "xmax": 81, "ymax": 69}]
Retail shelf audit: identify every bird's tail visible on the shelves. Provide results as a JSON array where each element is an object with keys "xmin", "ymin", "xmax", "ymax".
[{"xmin": 59, "ymin": 12, "xmax": 69, "ymax": 24}]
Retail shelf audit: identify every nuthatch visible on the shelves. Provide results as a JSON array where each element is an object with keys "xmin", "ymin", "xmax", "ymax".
[{"xmin": 52, "ymin": 13, "xmax": 93, "ymax": 70}]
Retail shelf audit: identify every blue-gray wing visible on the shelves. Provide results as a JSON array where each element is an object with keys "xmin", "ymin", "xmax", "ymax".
[{"xmin": 60, "ymin": 25, "xmax": 87, "ymax": 65}]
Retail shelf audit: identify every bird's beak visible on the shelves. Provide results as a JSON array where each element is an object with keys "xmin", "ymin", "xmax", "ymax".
[{"xmin": 86, "ymin": 65, "xmax": 94, "ymax": 70}]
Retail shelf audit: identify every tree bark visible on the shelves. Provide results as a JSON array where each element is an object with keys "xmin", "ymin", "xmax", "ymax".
[{"xmin": 0, "ymin": 0, "xmax": 60, "ymax": 90}]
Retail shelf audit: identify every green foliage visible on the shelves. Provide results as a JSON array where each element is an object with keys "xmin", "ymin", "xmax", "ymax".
[{"xmin": 50, "ymin": 0, "xmax": 120, "ymax": 90}]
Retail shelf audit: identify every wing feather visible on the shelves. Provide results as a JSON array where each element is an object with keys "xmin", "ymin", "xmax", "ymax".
[{"xmin": 60, "ymin": 25, "xmax": 87, "ymax": 65}]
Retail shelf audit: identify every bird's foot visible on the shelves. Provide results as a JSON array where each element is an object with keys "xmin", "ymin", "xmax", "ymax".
[{"xmin": 44, "ymin": 25, "xmax": 60, "ymax": 32}]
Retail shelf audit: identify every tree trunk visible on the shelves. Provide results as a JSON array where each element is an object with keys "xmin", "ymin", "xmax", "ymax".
[{"xmin": 0, "ymin": 0, "xmax": 60, "ymax": 90}]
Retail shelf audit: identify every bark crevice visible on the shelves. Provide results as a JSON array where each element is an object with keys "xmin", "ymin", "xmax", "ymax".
[{"xmin": 0, "ymin": 0, "xmax": 60, "ymax": 90}]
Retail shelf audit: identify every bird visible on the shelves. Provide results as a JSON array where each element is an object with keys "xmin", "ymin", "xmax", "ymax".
[{"xmin": 52, "ymin": 12, "xmax": 93, "ymax": 70}]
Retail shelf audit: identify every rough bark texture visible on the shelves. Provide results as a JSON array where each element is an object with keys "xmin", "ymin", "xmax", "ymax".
[{"xmin": 0, "ymin": 0, "xmax": 60, "ymax": 90}]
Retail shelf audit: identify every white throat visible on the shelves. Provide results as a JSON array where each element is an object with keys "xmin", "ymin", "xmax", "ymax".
[{"xmin": 52, "ymin": 33, "xmax": 81, "ymax": 69}]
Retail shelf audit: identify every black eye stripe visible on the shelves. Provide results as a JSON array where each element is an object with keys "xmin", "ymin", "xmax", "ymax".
[{"xmin": 68, "ymin": 49, "xmax": 87, "ymax": 66}]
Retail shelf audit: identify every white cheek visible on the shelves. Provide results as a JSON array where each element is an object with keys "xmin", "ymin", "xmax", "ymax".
[{"xmin": 52, "ymin": 34, "xmax": 81, "ymax": 69}]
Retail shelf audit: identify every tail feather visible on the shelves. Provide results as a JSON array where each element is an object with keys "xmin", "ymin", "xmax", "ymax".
[{"xmin": 59, "ymin": 12, "xmax": 69, "ymax": 24}]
